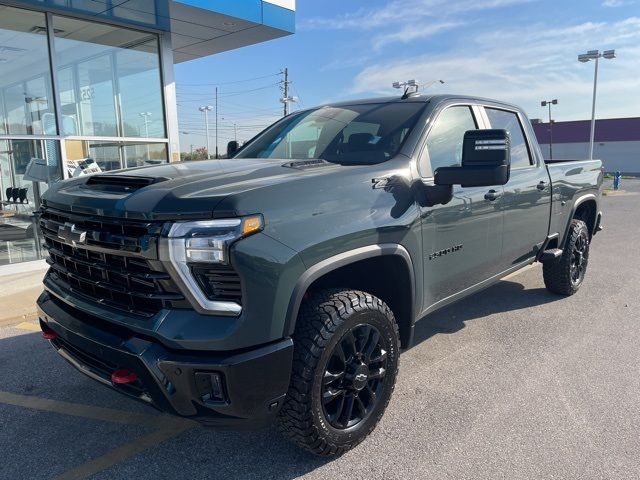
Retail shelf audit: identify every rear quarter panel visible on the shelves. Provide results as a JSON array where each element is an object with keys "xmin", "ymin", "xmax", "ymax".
[{"xmin": 547, "ymin": 159, "xmax": 603, "ymax": 242}]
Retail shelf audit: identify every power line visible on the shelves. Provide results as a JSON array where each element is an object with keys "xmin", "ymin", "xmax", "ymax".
[{"xmin": 177, "ymin": 73, "xmax": 281, "ymax": 87}]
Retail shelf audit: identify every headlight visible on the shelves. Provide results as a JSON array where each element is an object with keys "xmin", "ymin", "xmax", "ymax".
[
  {"xmin": 168, "ymin": 215, "xmax": 263, "ymax": 265},
  {"xmin": 162, "ymin": 215, "xmax": 263, "ymax": 315}
]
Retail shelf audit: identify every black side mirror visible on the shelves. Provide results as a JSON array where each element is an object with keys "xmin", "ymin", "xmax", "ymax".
[
  {"xmin": 227, "ymin": 141, "xmax": 240, "ymax": 157},
  {"xmin": 434, "ymin": 129, "xmax": 511, "ymax": 188}
]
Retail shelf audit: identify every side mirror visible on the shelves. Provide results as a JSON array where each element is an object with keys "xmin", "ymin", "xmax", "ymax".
[
  {"xmin": 227, "ymin": 141, "xmax": 240, "ymax": 157},
  {"xmin": 434, "ymin": 129, "xmax": 511, "ymax": 188}
]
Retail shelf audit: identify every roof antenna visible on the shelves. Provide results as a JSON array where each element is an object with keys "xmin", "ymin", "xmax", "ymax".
[{"xmin": 393, "ymin": 79, "xmax": 419, "ymax": 99}]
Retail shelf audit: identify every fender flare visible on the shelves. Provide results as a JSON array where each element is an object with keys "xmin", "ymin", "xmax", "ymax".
[
  {"xmin": 561, "ymin": 193, "xmax": 598, "ymax": 245},
  {"xmin": 283, "ymin": 244, "xmax": 416, "ymax": 338}
]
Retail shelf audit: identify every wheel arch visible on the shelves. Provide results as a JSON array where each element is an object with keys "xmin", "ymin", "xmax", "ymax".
[
  {"xmin": 565, "ymin": 194, "xmax": 598, "ymax": 243},
  {"xmin": 284, "ymin": 244, "xmax": 416, "ymax": 348}
]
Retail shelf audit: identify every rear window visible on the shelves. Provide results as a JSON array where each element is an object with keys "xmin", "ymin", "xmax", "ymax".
[{"xmin": 485, "ymin": 108, "xmax": 533, "ymax": 168}]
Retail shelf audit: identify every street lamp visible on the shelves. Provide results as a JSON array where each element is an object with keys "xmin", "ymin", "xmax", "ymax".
[
  {"xmin": 139, "ymin": 112, "xmax": 152, "ymax": 159},
  {"xmin": 578, "ymin": 49, "xmax": 616, "ymax": 160},
  {"xmin": 198, "ymin": 105, "xmax": 213, "ymax": 159},
  {"xmin": 540, "ymin": 99, "xmax": 558, "ymax": 160}
]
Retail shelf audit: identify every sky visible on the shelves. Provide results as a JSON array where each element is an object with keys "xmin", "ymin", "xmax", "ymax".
[{"xmin": 175, "ymin": 0, "xmax": 640, "ymax": 152}]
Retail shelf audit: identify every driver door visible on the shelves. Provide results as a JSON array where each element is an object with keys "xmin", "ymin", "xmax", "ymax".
[{"xmin": 418, "ymin": 104, "xmax": 504, "ymax": 310}]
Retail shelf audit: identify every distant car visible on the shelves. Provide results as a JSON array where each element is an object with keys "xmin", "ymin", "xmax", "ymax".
[{"xmin": 38, "ymin": 93, "xmax": 603, "ymax": 456}]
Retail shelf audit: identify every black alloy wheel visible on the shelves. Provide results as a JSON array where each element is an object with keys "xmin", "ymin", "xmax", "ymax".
[
  {"xmin": 570, "ymin": 230, "xmax": 589, "ymax": 286},
  {"xmin": 322, "ymin": 324, "xmax": 388, "ymax": 430}
]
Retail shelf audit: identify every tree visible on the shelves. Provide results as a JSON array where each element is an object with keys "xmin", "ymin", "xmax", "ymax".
[{"xmin": 181, "ymin": 147, "xmax": 209, "ymax": 161}]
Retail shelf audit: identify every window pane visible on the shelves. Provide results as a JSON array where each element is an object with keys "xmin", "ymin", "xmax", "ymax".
[
  {"xmin": 118, "ymin": 38, "xmax": 165, "ymax": 138},
  {"xmin": 0, "ymin": 6, "xmax": 56, "ymax": 135},
  {"xmin": 1, "ymin": 138, "xmax": 62, "ymax": 265},
  {"xmin": 124, "ymin": 143, "xmax": 167, "ymax": 168},
  {"xmin": 65, "ymin": 139, "xmax": 121, "ymax": 173},
  {"xmin": 424, "ymin": 106, "xmax": 477, "ymax": 175},
  {"xmin": 485, "ymin": 108, "xmax": 532, "ymax": 168},
  {"xmin": 52, "ymin": 16, "xmax": 165, "ymax": 138}
]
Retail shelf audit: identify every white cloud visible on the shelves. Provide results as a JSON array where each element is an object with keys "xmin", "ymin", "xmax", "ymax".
[
  {"xmin": 372, "ymin": 21, "xmax": 464, "ymax": 50},
  {"xmin": 300, "ymin": 0, "xmax": 533, "ymax": 48},
  {"xmin": 602, "ymin": 0, "xmax": 634, "ymax": 7},
  {"xmin": 347, "ymin": 17, "xmax": 640, "ymax": 121}
]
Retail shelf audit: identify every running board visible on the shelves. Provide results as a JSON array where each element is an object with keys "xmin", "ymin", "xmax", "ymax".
[{"xmin": 539, "ymin": 248, "xmax": 563, "ymax": 263}]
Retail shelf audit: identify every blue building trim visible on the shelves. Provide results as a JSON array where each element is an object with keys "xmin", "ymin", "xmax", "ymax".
[
  {"xmin": 262, "ymin": 1, "xmax": 295, "ymax": 33},
  {"xmin": 175, "ymin": 0, "xmax": 263, "ymax": 24}
]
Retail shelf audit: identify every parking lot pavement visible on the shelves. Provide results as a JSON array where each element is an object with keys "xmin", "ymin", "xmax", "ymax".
[{"xmin": 1, "ymin": 180, "xmax": 639, "ymax": 480}]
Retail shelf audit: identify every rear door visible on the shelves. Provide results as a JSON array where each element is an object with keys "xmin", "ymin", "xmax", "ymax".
[
  {"xmin": 481, "ymin": 106, "xmax": 551, "ymax": 269},
  {"xmin": 418, "ymin": 104, "xmax": 504, "ymax": 309}
]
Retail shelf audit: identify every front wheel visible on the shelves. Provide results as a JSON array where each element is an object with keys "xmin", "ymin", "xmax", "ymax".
[
  {"xmin": 278, "ymin": 289, "xmax": 400, "ymax": 456},
  {"xmin": 543, "ymin": 219, "xmax": 590, "ymax": 295}
]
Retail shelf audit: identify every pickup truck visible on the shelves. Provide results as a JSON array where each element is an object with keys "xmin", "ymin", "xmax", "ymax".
[{"xmin": 37, "ymin": 94, "xmax": 603, "ymax": 456}]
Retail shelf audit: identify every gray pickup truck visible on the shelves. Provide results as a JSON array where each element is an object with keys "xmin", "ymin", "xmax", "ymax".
[{"xmin": 37, "ymin": 93, "xmax": 602, "ymax": 455}]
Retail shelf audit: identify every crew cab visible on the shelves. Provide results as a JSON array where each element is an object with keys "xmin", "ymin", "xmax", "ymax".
[{"xmin": 37, "ymin": 94, "xmax": 603, "ymax": 455}]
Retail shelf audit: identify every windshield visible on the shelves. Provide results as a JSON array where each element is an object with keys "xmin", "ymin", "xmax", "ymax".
[{"xmin": 235, "ymin": 102, "xmax": 426, "ymax": 165}]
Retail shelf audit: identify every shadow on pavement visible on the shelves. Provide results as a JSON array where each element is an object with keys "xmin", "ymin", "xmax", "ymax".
[{"xmin": 412, "ymin": 279, "xmax": 561, "ymax": 346}]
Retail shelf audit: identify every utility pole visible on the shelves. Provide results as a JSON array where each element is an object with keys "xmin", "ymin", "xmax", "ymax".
[
  {"xmin": 215, "ymin": 87, "xmax": 219, "ymax": 159},
  {"xmin": 234, "ymin": 123, "xmax": 237, "ymax": 142},
  {"xmin": 280, "ymin": 68, "xmax": 298, "ymax": 116},
  {"xmin": 283, "ymin": 68, "xmax": 289, "ymax": 116}
]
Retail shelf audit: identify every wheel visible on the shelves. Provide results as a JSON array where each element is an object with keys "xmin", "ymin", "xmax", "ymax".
[
  {"xmin": 543, "ymin": 219, "xmax": 590, "ymax": 295},
  {"xmin": 278, "ymin": 289, "xmax": 400, "ymax": 456}
]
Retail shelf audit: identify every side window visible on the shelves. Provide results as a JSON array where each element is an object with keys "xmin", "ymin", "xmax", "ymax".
[
  {"xmin": 422, "ymin": 106, "xmax": 477, "ymax": 176},
  {"xmin": 484, "ymin": 108, "xmax": 533, "ymax": 168}
]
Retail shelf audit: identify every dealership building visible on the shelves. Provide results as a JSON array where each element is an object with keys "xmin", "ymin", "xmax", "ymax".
[
  {"xmin": 0, "ymin": 0, "xmax": 295, "ymax": 268},
  {"xmin": 532, "ymin": 117, "xmax": 640, "ymax": 174}
]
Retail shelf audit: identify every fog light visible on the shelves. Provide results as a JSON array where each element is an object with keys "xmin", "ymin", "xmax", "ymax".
[{"xmin": 194, "ymin": 372, "xmax": 226, "ymax": 403}]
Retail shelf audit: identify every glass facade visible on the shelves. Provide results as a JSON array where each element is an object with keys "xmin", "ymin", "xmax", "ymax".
[{"xmin": 0, "ymin": 4, "xmax": 169, "ymax": 266}]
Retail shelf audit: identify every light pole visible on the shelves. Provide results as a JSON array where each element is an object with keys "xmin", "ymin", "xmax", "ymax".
[
  {"xmin": 578, "ymin": 49, "xmax": 616, "ymax": 160},
  {"xmin": 139, "ymin": 112, "xmax": 152, "ymax": 159},
  {"xmin": 540, "ymin": 99, "xmax": 558, "ymax": 160},
  {"xmin": 199, "ymin": 105, "xmax": 213, "ymax": 159}
]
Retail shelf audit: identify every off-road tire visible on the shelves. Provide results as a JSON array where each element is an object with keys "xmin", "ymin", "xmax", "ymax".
[
  {"xmin": 543, "ymin": 219, "xmax": 590, "ymax": 295},
  {"xmin": 278, "ymin": 289, "xmax": 400, "ymax": 456}
]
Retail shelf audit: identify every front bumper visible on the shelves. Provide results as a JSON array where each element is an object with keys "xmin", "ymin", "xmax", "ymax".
[{"xmin": 37, "ymin": 291, "xmax": 293, "ymax": 427}]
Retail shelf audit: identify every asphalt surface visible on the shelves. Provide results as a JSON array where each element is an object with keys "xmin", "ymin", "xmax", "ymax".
[{"xmin": 1, "ymin": 179, "xmax": 639, "ymax": 480}]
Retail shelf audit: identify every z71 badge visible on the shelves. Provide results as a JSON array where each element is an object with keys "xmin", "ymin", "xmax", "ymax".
[{"xmin": 429, "ymin": 244, "xmax": 463, "ymax": 260}]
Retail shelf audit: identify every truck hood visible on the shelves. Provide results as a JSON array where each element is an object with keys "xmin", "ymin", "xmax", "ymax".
[{"xmin": 41, "ymin": 158, "xmax": 345, "ymax": 220}]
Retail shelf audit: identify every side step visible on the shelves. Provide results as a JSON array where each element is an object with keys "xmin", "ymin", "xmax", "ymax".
[{"xmin": 539, "ymin": 248, "xmax": 563, "ymax": 263}]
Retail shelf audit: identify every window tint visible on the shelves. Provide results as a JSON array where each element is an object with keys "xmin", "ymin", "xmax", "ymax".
[
  {"xmin": 485, "ymin": 108, "xmax": 532, "ymax": 168},
  {"xmin": 423, "ymin": 106, "xmax": 477, "ymax": 175}
]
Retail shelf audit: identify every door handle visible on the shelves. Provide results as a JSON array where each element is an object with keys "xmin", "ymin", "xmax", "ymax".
[
  {"xmin": 536, "ymin": 181, "xmax": 547, "ymax": 191},
  {"xmin": 484, "ymin": 189, "xmax": 501, "ymax": 201}
]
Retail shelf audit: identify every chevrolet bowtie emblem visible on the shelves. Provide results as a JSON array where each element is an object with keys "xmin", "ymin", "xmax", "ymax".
[{"xmin": 57, "ymin": 222, "xmax": 87, "ymax": 246}]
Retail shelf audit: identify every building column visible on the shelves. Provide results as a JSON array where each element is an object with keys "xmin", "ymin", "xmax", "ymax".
[{"xmin": 159, "ymin": 32, "xmax": 180, "ymax": 162}]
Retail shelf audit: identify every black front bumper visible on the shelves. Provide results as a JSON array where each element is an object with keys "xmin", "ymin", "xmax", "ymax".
[{"xmin": 37, "ymin": 291, "xmax": 294, "ymax": 427}]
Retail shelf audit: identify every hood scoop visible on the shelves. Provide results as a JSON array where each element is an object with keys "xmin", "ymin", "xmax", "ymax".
[
  {"xmin": 83, "ymin": 174, "xmax": 168, "ymax": 193},
  {"xmin": 281, "ymin": 159, "xmax": 330, "ymax": 170}
]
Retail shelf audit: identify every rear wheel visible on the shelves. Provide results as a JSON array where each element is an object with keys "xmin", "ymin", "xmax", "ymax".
[
  {"xmin": 543, "ymin": 219, "xmax": 590, "ymax": 295},
  {"xmin": 278, "ymin": 289, "xmax": 400, "ymax": 456}
]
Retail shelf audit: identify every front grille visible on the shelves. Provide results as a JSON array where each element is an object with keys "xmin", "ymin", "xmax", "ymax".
[
  {"xmin": 191, "ymin": 264, "xmax": 242, "ymax": 304},
  {"xmin": 39, "ymin": 208, "xmax": 158, "ymax": 253},
  {"xmin": 39, "ymin": 207, "xmax": 185, "ymax": 318}
]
